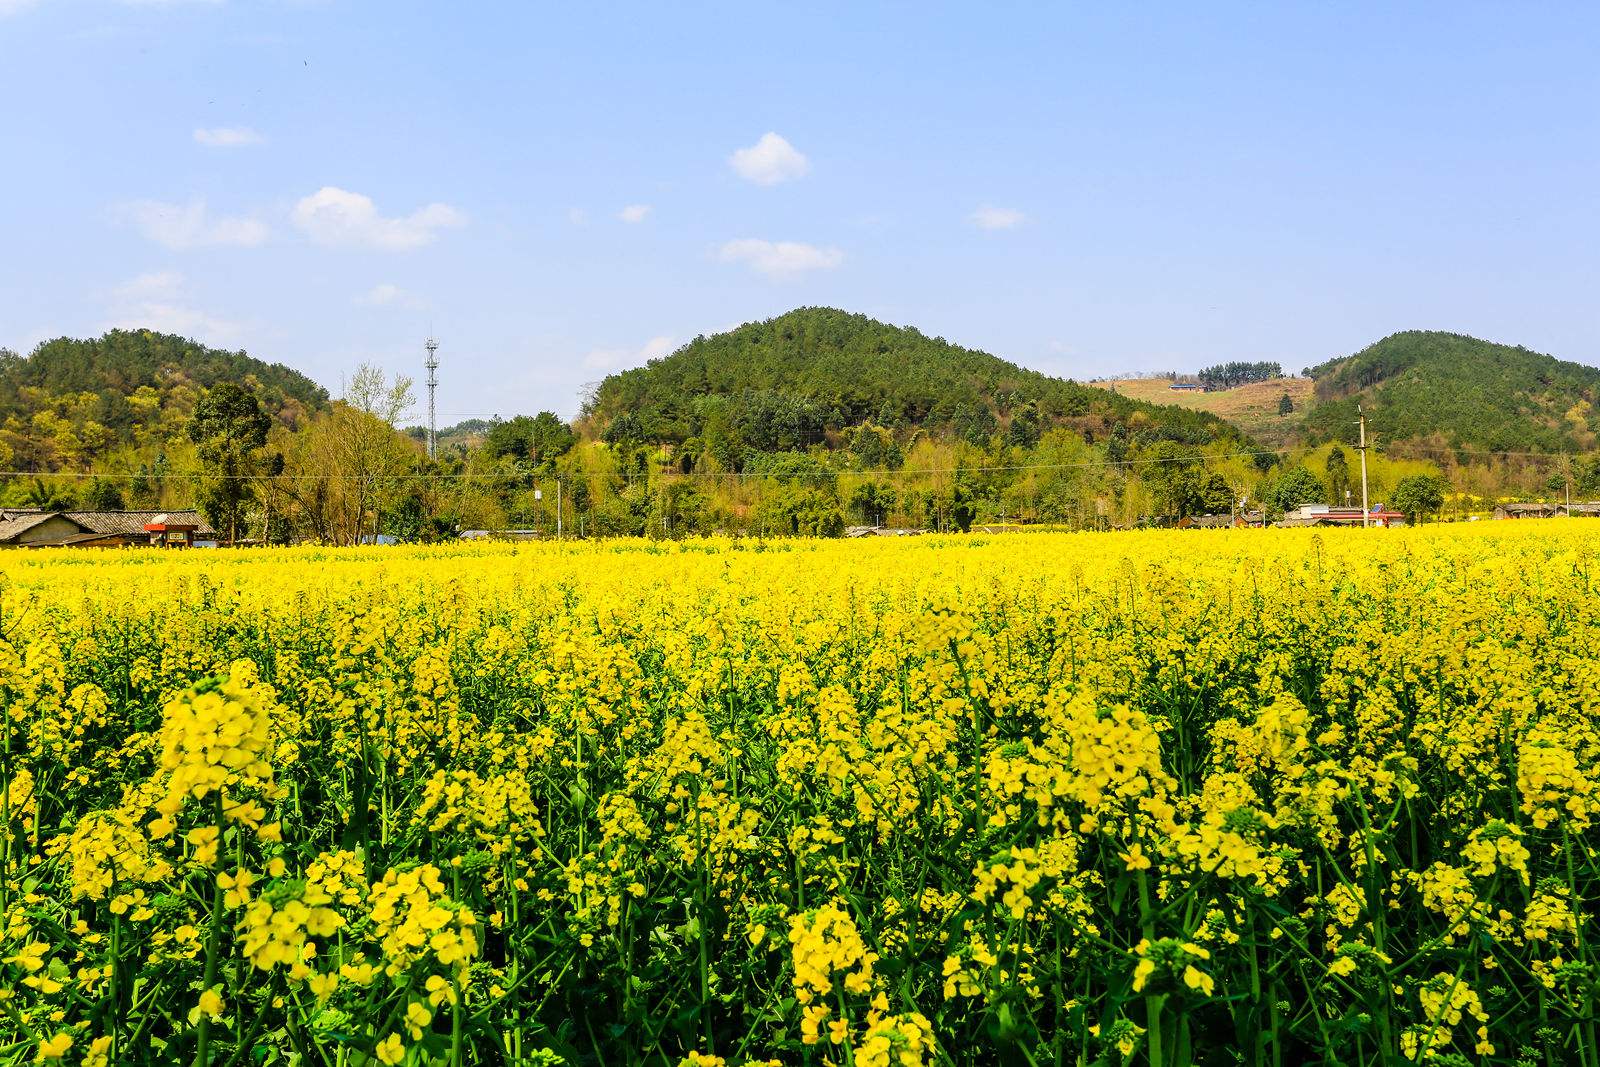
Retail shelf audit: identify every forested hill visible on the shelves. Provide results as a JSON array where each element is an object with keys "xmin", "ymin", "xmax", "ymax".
[
  {"xmin": 583, "ymin": 307, "xmax": 1244, "ymax": 453},
  {"xmin": 0, "ymin": 329, "xmax": 328, "ymax": 471},
  {"xmin": 1300, "ymin": 331, "xmax": 1600, "ymax": 454}
]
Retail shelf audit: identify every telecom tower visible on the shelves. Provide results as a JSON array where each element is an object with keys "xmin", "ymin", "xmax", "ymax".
[{"xmin": 424, "ymin": 337, "xmax": 440, "ymax": 461}]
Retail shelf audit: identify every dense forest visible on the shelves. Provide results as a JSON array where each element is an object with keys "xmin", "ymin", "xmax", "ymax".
[
  {"xmin": 1301, "ymin": 330, "xmax": 1600, "ymax": 454},
  {"xmin": 584, "ymin": 308, "xmax": 1242, "ymax": 455},
  {"xmin": 0, "ymin": 330, "xmax": 325, "ymax": 424},
  {"xmin": 4, "ymin": 314, "xmax": 1597, "ymax": 541}
]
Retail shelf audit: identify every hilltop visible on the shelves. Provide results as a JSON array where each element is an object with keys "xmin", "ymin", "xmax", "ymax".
[
  {"xmin": 582, "ymin": 307, "xmax": 1246, "ymax": 457},
  {"xmin": 1300, "ymin": 331, "xmax": 1600, "ymax": 454},
  {"xmin": 0, "ymin": 329, "xmax": 328, "ymax": 472}
]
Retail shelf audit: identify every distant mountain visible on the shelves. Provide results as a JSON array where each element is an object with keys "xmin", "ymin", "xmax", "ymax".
[
  {"xmin": 582, "ymin": 307, "xmax": 1245, "ymax": 455},
  {"xmin": 1300, "ymin": 331, "xmax": 1600, "ymax": 454}
]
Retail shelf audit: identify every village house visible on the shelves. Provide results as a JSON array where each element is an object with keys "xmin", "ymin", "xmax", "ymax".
[
  {"xmin": 1275, "ymin": 504, "xmax": 1405, "ymax": 527},
  {"xmin": 1493, "ymin": 502, "xmax": 1557, "ymax": 520},
  {"xmin": 0, "ymin": 509, "xmax": 217, "ymax": 548},
  {"xmin": 844, "ymin": 525, "xmax": 926, "ymax": 537},
  {"xmin": 1176, "ymin": 514, "xmax": 1234, "ymax": 529}
]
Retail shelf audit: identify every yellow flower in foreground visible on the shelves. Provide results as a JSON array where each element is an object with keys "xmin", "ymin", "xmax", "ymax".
[
  {"xmin": 375, "ymin": 1034, "xmax": 406, "ymax": 1066},
  {"xmin": 1183, "ymin": 965, "xmax": 1215, "ymax": 996},
  {"xmin": 35, "ymin": 1033, "xmax": 72, "ymax": 1062},
  {"xmin": 189, "ymin": 986, "xmax": 226, "ymax": 1024}
]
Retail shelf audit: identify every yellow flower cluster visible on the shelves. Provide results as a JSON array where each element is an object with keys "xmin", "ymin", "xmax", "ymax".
[
  {"xmin": 152, "ymin": 664, "xmax": 276, "ymax": 831},
  {"xmin": 238, "ymin": 881, "xmax": 343, "ymax": 974},
  {"xmin": 367, "ymin": 865, "xmax": 479, "ymax": 976}
]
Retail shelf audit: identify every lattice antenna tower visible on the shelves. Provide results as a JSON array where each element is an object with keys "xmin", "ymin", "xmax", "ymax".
[{"xmin": 424, "ymin": 337, "xmax": 440, "ymax": 461}]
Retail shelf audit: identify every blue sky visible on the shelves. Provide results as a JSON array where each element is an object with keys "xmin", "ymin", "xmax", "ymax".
[{"xmin": 3, "ymin": 3, "xmax": 1597, "ymax": 422}]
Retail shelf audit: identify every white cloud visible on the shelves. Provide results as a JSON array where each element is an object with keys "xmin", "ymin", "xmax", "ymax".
[
  {"xmin": 617, "ymin": 203, "xmax": 651, "ymax": 224},
  {"xmin": 290, "ymin": 186, "xmax": 466, "ymax": 250},
  {"xmin": 104, "ymin": 271, "xmax": 244, "ymax": 345},
  {"xmin": 718, "ymin": 238, "xmax": 842, "ymax": 280},
  {"xmin": 638, "ymin": 335, "xmax": 675, "ymax": 361},
  {"xmin": 194, "ymin": 126, "xmax": 264, "ymax": 147},
  {"xmin": 729, "ymin": 132, "xmax": 809, "ymax": 186},
  {"xmin": 114, "ymin": 271, "xmax": 186, "ymax": 302},
  {"xmin": 970, "ymin": 205, "xmax": 1025, "ymax": 231},
  {"xmin": 125, "ymin": 198, "xmax": 271, "ymax": 249},
  {"xmin": 355, "ymin": 283, "xmax": 428, "ymax": 310},
  {"xmin": 0, "ymin": 0, "xmax": 40, "ymax": 16},
  {"xmin": 582, "ymin": 335, "xmax": 676, "ymax": 371},
  {"xmin": 567, "ymin": 207, "xmax": 588, "ymax": 226},
  {"xmin": 117, "ymin": 0, "xmax": 224, "ymax": 6}
]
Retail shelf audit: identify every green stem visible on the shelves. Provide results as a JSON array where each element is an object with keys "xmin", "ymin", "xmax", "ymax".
[
  {"xmin": 1138, "ymin": 870, "xmax": 1164, "ymax": 1067},
  {"xmin": 194, "ymin": 797, "xmax": 226, "ymax": 1067}
]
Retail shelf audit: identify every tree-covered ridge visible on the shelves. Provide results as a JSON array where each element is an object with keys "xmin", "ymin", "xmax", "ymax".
[
  {"xmin": 583, "ymin": 307, "xmax": 1246, "ymax": 457},
  {"xmin": 1301, "ymin": 330, "xmax": 1600, "ymax": 454},
  {"xmin": 0, "ymin": 329, "xmax": 328, "ymax": 474}
]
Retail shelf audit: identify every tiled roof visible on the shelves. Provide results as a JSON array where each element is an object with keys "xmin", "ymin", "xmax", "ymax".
[
  {"xmin": 64, "ymin": 510, "xmax": 217, "ymax": 536},
  {"xmin": 0, "ymin": 512, "xmax": 66, "ymax": 542}
]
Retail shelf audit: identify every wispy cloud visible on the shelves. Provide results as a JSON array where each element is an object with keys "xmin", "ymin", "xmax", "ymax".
[
  {"xmin": 969, "ymin": 205, "xmax": 1025, "ymax": 231},
  {"xmin": 617, "ymin": 204, "xmax": 652, "ymax": 224},
  {"xmin": 105, "ymin": 270, "xmax": 245, "ymax": 345},
  {"xmin": 582, "ymin": 335, "xmax": 676, "ymax": 371},
  {"xmin": 355, "ymin": 283, "xmax": 428, "ymax": 310},
  {"xmin": 124, "ymin": 198, "xmax": 270, "ymax": 249},
  {"xmin": 0, "ymin": 0, "xmax": 41, "ymax": 16},
  {"xmin": 567, "ymin": 207, "xmax": 589, "ymax": 226},
  {"xmin": 113, "ymin": 270, "xmax": 186, "ymax": 302},
  {"xmin": 291, "ymin": 186, "xmax": 466, "ymax": 250},
  {"xmin": 194, "ymin": 126, "xmax": 264, "ymax": 147},
  {"xmin": 729, "ymin": 132, "xmax": 810, "ymax": 186},
  {"xmin": 718, "ymin": 238, "xmax": 842, "ymax": 280}
]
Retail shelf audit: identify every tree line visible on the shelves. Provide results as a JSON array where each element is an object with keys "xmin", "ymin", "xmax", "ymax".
[{"xmin": 1196, "ymin": 361, "xmax": 1283, "ymax": 391}]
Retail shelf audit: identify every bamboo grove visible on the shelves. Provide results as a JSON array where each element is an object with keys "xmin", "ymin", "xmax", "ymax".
[{"xmin": 0, "ymin": 524, "xmax": 1597, "ymax": 1065}]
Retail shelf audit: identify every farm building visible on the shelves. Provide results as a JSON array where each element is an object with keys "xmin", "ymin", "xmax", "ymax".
[
  {"xmin": 0, "ymin": 509, "xmax": 217, "ymax": 548},
  {"xmin": 1558, "ymin": 502, "xmax": 1600, "ymax": 517},
  {"xmin": 845, "ymin": 526, "xmax": 926, "ymax": 537},
  {"xmin": 0, "ymin": 511, "xmax": 90, "ymax": 547},
  {"xmin": 458, "ymin": 529, "xmax": 541, "ymax": 542},
  {"xmin": 1276, "ymin": 505, "xmax": 1405, "ymax": 527},
  {"xmin": 1494, "ymin": 503, "xmax": 1557, "ymax": 520}
]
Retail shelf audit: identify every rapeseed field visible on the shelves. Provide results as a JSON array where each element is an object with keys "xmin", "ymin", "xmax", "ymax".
[{"xmin": 0, "ymin": 526, "xmax": 1596, "ymax": 1066}]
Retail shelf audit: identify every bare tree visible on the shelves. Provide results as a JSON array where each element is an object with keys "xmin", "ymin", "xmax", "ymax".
[{"xmin": 278, "ymin": 365, "xmax": 417, "ymax": 545}]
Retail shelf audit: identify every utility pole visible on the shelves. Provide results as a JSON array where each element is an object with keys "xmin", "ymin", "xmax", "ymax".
[
  {"xmin": 1357, "ymin": 405, "xmax": 1370, "ymax": 528},
  {"xmin": 556, "ymin": 477, "xmax": 562, "ymax": 539},
  {"xmin": 424, "ymin": 337, "xmax": 440, "ymax": 462}
]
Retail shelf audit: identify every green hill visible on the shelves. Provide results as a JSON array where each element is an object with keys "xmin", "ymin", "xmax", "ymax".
[
  {"xmin": 583, "ymin": 307, "xmax": 1245, "ymax": 457},
  {"xmin": 0, "ymin": 329, "xmax": 329, "ymax": 472},
  {"xmin": 1300, "ymin": 331, "xmax": 1600, "ymax": 454}
]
